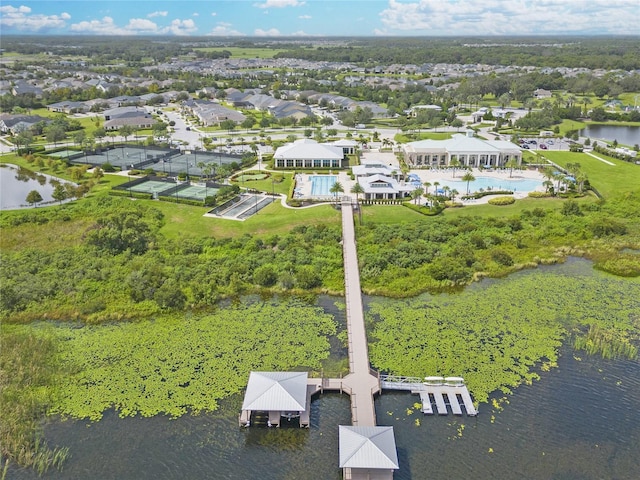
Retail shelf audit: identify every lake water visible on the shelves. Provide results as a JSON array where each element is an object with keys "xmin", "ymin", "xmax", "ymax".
[
  {"xmin": 579, "ymin": 125, "xmax": 640, "ymax": 146},
  {"xmin": 0, "ymin": 164, "xmax": 62, "ymax": 210},
  {"xmin": 8, "ymin": 260, "xmax": 640, "ymax": 480}
]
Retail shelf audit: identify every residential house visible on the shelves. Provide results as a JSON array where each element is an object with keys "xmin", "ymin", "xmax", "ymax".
[
  {"xmin": 533, "ymin": 88, "xmax": 552, "ymax": 99},
  {"xmin": 0, "ymin": 114, "xmax": 49, "ymax": 134}
]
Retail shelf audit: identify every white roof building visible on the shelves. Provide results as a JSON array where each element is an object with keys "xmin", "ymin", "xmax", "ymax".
[
  {"xmin": 403, "ymin": 134, "xmax": 522, "ymax": 168},
  {"xmin": 273, "ymin": 139, "xmax": 345, "ymax": 169},
  {"xmin": 357, "ymin": 174, "xmax": 414, "ymax": 200},
  {"xmin": 339, "ymin": 426, "xmax": 399, "ymax": 478},
  {"xmin": 241, "ymin": 371, "xmax": 308, "ymax": 412}
]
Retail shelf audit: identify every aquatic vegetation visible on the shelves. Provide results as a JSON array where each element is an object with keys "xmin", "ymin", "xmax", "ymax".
[
  {"xmin": 31, "ymin": 301, "xmax": 335, "ymax": 421},
  {"xmin": 0, "ymin": 328, "xmax": 70, "ymax": 473},
  {"xmin": 368, "ymin": 271, "xmax": 640, "ymax": 404}
]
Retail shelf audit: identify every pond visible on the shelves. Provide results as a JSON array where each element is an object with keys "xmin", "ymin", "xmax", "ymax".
[
  {"xmin": 8, "ymin": 259, "xmax": 640, "ymax": 480},
  {"xmin": 0, "ymin": 164, "xmax": 67, "ymax": 210},
  {"xmin": 579, "ymin": 125, "xmax": 640, "ymax": 146}
]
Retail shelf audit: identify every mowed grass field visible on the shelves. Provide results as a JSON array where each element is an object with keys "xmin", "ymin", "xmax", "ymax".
[{"xmin": 543, "ymin": 150, "xmax": 640, "ymax": 198}]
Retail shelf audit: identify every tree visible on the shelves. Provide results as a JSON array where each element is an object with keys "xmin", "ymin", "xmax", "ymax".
[
  {"xmin": 45, "ymin": 124, "xmax": 65, "ymax": 148},
  {"xmin": 412, "ymin": 186, "xmax": 424, "ymax": 204},
  {"xmin": 119, "ymin": 125, "xmax": 134, "ymax": 143},
  {"xmin": 350, "ymin": 182, "xmax": 364, "ymax": 208},
  {"xmin": 451, "ymin": 118, "xmax": 463, "ymax": 131},
  {"xmin": 26, "ymin": 190, "xmax": 42, "ymax": 207},
  {"xmin": 462, "ymin": 171, "xmax": 476, "ymax": 195},
  {"xmin": 241, "ymin": 117, "xmax": 256, "ymax": 131},
  {"xmin": 505, "ymin": 158, "xmax": 519, "ymax": 178},
  {"xmin": 449, "ymin": 158, "xmax": 461, "ymax": 177},
  {"xmin": 330, "ymin": 181, "xmax": 344, "ymax": 204},
  {"xmin": 52, "ymin": 184, "xmax": 67, "ymax": 205},
  {"xmin": 15, "ymin": 129, "xmax": 33, "ymax": 155},
  {"xmin": 423, "ymin": 181, "xmax": 431, "ymax": 195},
  {"xmin": 220, "ymin": 119, "xmax": 236, "ymax": 133}
]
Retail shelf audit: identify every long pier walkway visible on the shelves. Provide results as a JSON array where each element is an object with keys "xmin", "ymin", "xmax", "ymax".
[{"xmin": 338, "ymin": 198, "xmax": 380, "ymax": 427}]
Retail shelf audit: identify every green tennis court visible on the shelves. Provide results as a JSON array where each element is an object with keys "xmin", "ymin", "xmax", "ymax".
[
  {"xmin": 129, "ymin": 180, "xmax": 176, "ymax": 194},
  {"xmin": 175, "ymin": 185, "xmax": 219, "ymax": 200},
  {"xmin": 47, "ymin": 150, "xmax": 77, "ymax": 158}
]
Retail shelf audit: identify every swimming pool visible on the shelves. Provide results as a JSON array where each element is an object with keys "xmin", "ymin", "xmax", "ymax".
[
  {"xmin": 309, "ymin": 175, "xmax": 338, "ymax": 196},
  {"xmin": 434, "ymin": 176, "xmax": 543, "ymax": 193}
]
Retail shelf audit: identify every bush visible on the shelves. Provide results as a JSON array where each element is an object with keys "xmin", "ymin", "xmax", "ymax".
[
  {"xmin": 528, "ymin": 191, "xmax": 552, "ymax": 198},
  {"xmin": 492, "ymin": 249, "xmax": 514, "ymax": 266},
  {"xmin": 488, "ymin": 196, "xmax": 516, "ymax": 205}
]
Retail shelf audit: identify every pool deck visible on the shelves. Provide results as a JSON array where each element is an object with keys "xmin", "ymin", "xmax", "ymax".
[{"xmin": 293, "ymin": 166, "xmax": 546, "ymax": 205}]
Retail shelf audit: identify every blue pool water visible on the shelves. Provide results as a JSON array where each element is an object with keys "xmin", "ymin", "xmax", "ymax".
[
  {"xmin": 309, "ymin": 175, "xmax": 338, "ymax": 196},
  {"xmin": 434, "ymin": 176, "xmax": 542, "ymax": 194}
]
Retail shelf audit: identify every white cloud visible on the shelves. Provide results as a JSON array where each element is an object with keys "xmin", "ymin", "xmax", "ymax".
[
  {"xmin": 254, "ymin": 0, "xmax": 305, "ymax": 9},
  {"xmin": 377, "ymin": 0, "xmax": 638, "ymax": 35},
  {"xmin": 71, "ymin": 16, "xmax": 198, "ymax": 36},
  {"xmin": 298, "ymin": 14, "xmax": 312, "ymax": 19},
  {"xmin": 255, "ymin": 27, "xmax": 282, "ymax": 36},
  {"xmin": 147, "ymin": 11, "xmax": 168, "ymax": 18},
  {"xmin": 211, "ymin": 12, "xmax": 217, "ymax": 16},
  {"xmin": 70, "ymin": 16, "xmax": 129, "ymax": 35},
  {"xmin": 164, "ymin": 18, "xmax": 197, "ymax": 36},
  {"xmin": 192, "ymin": 12, "xmax": 199, "ymax": 17},
  {"xmin": 207, "ymin": 22, "xmax": 244, "ymax": 36},
  {"xmin": 126, "ymin": 18, "xmax": 160, "ymax": 33},
  {"xmin": 0, "ymin": 4, "xmax": 70, "ymax": 32}
]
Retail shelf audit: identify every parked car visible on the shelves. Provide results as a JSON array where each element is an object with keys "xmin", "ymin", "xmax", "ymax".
[
  {"xmin": 539, "ymin": 143, "xmax": 548, "ymax": 149},
  {"xmin": 522, "ymin": 144, "xmax": 530, "ymax": 149}
]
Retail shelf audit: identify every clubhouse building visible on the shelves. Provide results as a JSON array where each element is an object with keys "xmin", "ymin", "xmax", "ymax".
[
  {"xmin": 273, "ymin": 139, "xmax": 355, "ymax": 169},
  {"xmin": 403, "ymin": 133, "xmax": 522, "ymax": 169}
]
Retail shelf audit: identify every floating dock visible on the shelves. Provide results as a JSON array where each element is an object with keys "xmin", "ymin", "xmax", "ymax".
[{"xmin": 380, "ymin": 375, "xmax": 478, "ymax": 416}]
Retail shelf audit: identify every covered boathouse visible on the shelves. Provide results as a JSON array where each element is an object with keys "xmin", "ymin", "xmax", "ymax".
[
  {"xmin": 339, "ymin": 426, "xmax": 399, "ymax": 480},
  {"xmin": 239, "ymin": 371, "xmax": 314, "ymax": 428}
]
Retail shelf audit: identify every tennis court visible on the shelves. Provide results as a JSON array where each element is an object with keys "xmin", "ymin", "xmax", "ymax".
[
  {"xmin": 129, "ymin": 180, "xmax": 176, "ymax": 195},
  {"xmin": 47, "ymin": 150, "xmax": 77, "ymax": 158},
  {"xmin": 175, "ymin": 184, "xmax": 219, "ymax": 201}
]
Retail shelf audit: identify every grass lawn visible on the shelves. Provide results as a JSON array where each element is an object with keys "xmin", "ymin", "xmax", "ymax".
[
  {"xmin": 155, "ymin": 200, "xmax": 340, "ymax": 240},
  {"xmin": 542, "ymin": 151, "xmax": 640, "ymax": 198},
  {"xmin": 235, "ymin": 174, "xmax": 292, "ymax": 195},
  {"xmin": 394, "ymin": 132, "xmax": 453, "ymax": 143}
]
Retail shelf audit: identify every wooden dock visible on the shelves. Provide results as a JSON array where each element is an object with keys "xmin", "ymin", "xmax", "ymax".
[{"xmin": 339, "ymin": 198, "xmax": 380, "ymax": 427}]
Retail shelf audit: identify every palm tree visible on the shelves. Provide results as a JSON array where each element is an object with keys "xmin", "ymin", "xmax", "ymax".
[
  {"xmin": 350, "ymin": 181, "xmax": 364, "ymax": 204},
  {"xmin": 450, "ymin": 189, "xmax": 459, "ymax": 203},
  {"xmin": 433, "ymin": 181, "xmax": 440, "ymax": 196},
  {"xmin": 330, "ymin": 181, "xmax": 344, "ymax": 204},
  {"xmin": 412, "ymin": 186, "xmax": 424, "ymax": 205},
  {"xmin": 582, "ymin": 97, "xmax": 592, "ymax": 116},
  {"xmin": 462, "ymin": 171, "xmax": 475, "ymax": 195},
  {"xmin": 350, "ymin": 182, "xmax": 365, "ymax": 223},
  {"xmin": 423, "ymin": 181, "xmax": 432, "ymax": 195},
  {"xmin": 449, "ymin": 158, "xmax": 461, "ymax": 177},
  {"xmin": 505, "ymin": 158, "xmax": 519, "ymax": 178}
]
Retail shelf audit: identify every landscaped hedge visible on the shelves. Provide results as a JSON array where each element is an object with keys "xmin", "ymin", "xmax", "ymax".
[
  {"xmin": 158, "ymin": 196, "xmax": 204, "ymax": 207},
  {"xmin": 108, "ymin": 190, "xmax": 153, "ymax": 200},
  {"xmin": 488, "ymin": 196, "xmax": 516, "ymax": 205},
  {"xmin": 462, "ymin": 189, "xmax": 513, "ymax": 200},
  {"xmin": 528, "ymin": 191, "xmax": 552, "ymax": 198}
]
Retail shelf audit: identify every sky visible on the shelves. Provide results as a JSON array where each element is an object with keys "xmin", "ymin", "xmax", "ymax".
[{"xmin": 1, "ymin": 0, "xmax": 639, "ymax": 37}]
